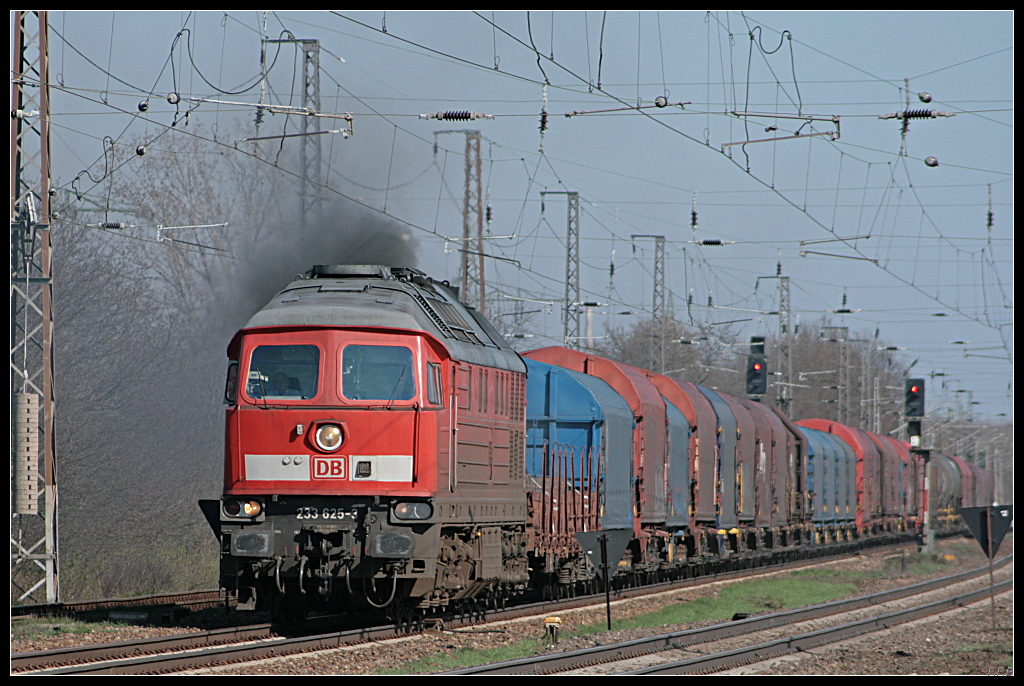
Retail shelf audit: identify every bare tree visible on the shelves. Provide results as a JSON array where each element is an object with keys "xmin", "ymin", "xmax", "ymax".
[
  {"xmin": 760, "ymin": 318, "xmax": 912, "ymax": 432},
  {"xmin": 50, "ymin": 119, "xmax": 423, "ymax": 599},
  {"xmin": 52, "ymin": 200, "xmax": 224, "ymax": 599},
  {"xmin": 595, "ymin": 316, "xmax": 743, "ymax": 392}
]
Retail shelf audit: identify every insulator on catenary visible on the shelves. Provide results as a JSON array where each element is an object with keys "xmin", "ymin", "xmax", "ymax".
[
  {"xmin": 880, "ymin": 109, "xmax": 953, "ymax": 120},
  {"xmin": 100, "ymin": 221, "xmax": 125, "ymax": 229},
  {"xmin": 539, "ymin": 111, "xmax": 548, "ymax": 132},
  {"xmin": 901, "ymin": 109, "xmax": 937, "ymax": 119},
  {"xmin": 697, "ymin": 238, "xmax": 723, "ymax": 245},
  {"xmin": 419, "ymin": 111, "xmax": 494, "ymax": 121}
]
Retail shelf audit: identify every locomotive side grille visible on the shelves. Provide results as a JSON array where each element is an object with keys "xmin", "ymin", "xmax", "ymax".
[
  {"xmin": 403, "ymin": 287, "xmax": 457, "ymax": 338},
  {"xmin": 510, "ymin": 429, "xmax": 525, "ymax": 483},
  {"xmin": 510, "ymin": 375, "xmax": 525, "ymax": 422},
  {"xmin": 429, "ymin": 298, "xmax": 484, "ymax": 346}
]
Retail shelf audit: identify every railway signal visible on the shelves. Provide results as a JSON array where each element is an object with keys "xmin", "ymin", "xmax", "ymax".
[
  {"xmin": 746, "ymin": 336, "xmax": 768, "ymax": 397},
  {"xmin": 905, "ymin": 378, "xmax": 925, "ymax": 447},
  {"xmin": 904, "ymin": 379, "xmax": 925, "ymax": 417}
]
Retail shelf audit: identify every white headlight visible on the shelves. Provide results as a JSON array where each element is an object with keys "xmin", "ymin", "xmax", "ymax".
[{"xmin": 315, "ymin": 424, "xmax": 343, "ymax": 452}]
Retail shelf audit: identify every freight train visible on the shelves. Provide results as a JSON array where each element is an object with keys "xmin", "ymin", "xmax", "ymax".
[{"xmin": 199, "ymin": 264, "xmax": 992, "ymax": 620}]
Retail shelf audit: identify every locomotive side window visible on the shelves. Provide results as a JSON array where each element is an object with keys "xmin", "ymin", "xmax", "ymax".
[
  {"xmin": 483, "ymin": 370, "xmax": 489, "ymax": 413},
  {"xmin": 457, "ymin": 367, "xmax": 471, "ymax": 410},
  {"xmin": 496, "ymin": 372, "xmax": 505, "ymax": 416},
  {"xmin": 247, "ymin": 345, "xmax": 320, "ymax": 400},
  {"xmin": 342, "ymin": 345, "xmax": 415, "ymax": 401},
  {"xmin": 224, "ymin": 361, "xmax": 238, "ymax": 405},
  {"xmin": 427, "ymin": 362, "xmax": 443, "ymax": 406},
  {"xmin": 479, "ymin": 368, "xmax": 488, "ymax": 413}
]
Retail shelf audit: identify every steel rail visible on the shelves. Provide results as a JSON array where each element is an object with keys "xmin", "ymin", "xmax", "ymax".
[
  {"xmin": 441, "ymin": 553, "xmax": 1012, "ymax": 674},
  {"xmin": 16, "ymin": 540, "xmax": 922, "ymax": 675},
  {"xmin": 24, "ymin": 622, "xmax": 404, "ymax": 675},
  {"xmin": 626, "ymin": 578, "xmax": 1012, "ymax": 674},
  {"xmin": 13, "ymin": 537, "xmax": 972, "ymax": 675},
  {"xmin": 11, "ymin": 623, "xmax": 273, "ymax": 672},
  {"xmin": 12, "ymin": 588, "xmax": 224, "ymax": 618}
]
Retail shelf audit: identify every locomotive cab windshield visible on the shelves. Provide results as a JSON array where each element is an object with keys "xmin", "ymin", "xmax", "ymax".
[
  {"xmin": 247, "ymin": 344, "xmax": 320, "ymax": 400},
  {"xmin": 341, "ymin": 344, "xmax": 415, "ymax": 401}
]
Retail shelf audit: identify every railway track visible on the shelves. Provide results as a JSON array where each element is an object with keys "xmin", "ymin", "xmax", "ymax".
[
  {"xmin": 13, "ymin": 540, "xmax": 994, "ymax": 674},
  {"xmin": 11, "ymin": 623, "xmax": 274, "ymax": 673},
  {"xmin": 12, "ymin": 541, "xmax": 914, "ymax": 674},
  {"xmin": 623, "ymin": 578, "xmax": 1013, "ymax": 675},
  {"xmin": 441, "ymin": 554, "xmax": 1012, "ymax": 675},
  {"xmin": 12, "ymin": 589, "xmax": 225, "ymax": 620}
]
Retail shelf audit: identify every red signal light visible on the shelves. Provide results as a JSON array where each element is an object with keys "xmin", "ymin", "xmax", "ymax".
[
  {"xmin": 746, "ymin": 353, "xmax": 767, "ymax": 395},
  {"xmin": 905, "ymin": 378, "xmax": 925, "ymax": 417}
]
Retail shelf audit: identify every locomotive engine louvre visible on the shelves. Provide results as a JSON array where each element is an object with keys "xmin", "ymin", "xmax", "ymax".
[{"xmin": 201, "ymin": 264, "xmax": 993, "ymax": 619}]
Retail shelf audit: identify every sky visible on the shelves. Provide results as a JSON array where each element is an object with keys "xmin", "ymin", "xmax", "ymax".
[{"xmin": 30, "ymin": 10, "xmax": 1013, "ymax": 421}]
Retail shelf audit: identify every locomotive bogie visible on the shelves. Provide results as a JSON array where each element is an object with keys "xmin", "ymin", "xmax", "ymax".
[{"xmin": 208, "ymin": 495, "xmax": 434, "ymax": 609}]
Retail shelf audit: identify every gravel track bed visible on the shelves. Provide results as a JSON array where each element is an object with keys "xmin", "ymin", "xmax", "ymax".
[
  {"xmin": 12, "ymin": 537, "xmax": 1012, "ymax": 675},
  {"xmin": 562, "ymin": 563, "xmax": 1012, "ymax": 674},
  {"xmin": 720, "ymin": 589, "xmax": 1013, "ymax": 675},
  {"xmin": 10, "ymin": 609, "xmax": 270, "ymax": 654}
]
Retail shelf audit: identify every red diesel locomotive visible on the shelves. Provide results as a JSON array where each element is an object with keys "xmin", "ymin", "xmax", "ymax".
[{"xmin": 201, "ymin": 265, "xmax": 531, "ymax": 618}]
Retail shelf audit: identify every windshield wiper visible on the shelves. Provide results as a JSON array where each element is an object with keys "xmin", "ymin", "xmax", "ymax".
[
  {"xmin": 252, "ymin": 365, "xmax": 269, "ymax": 410},
  {"xmin": 385, "ymin": 368, "xmax": 406, "ymax": 410}
]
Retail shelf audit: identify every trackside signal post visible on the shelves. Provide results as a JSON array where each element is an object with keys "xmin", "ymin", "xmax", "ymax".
[
  {"xmin": 746, "ymin": 336, "xmax": 767, "ymax": 399},
  {"xmin": 904, "ymin": 378, "xmax": 925, "ymax": 446},
  {"xmin": 960, "ymin": 505, "xmax": 1013, "ymax": 630},
  {"xmin": 912, "ymin": 447, "xmax": 933, "ymax": 553},
  {"xmin": 904, "ymin": 378, "xmax": 932, "ymax": 552},
  {"xmin": 576, "ymin": 530, "xmax": 632, "ymax": 631}
]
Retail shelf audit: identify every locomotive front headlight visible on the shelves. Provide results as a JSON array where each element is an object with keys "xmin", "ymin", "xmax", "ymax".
[
  {"xmin": 315, "ymin": 424, "xmax": 344, "ymax": 452},
  {"xmin": 223, "ymin": 499, "xmax": 263, "ymax": 519},
  {"xmin": 393, "ymin": 501, "xmax": 433, "ymax": 521}
]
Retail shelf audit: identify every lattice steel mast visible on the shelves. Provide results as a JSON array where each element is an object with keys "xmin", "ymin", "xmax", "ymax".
[
  {"xmin": 263, "ymin": 37, "xmax": 321, "ymax": 228},
  {"xmin": 11, "ymin": 9, "xmax": 58, "ymax": 603},
  {"xmin": 777, "ymin": 275, "xmax": 793, "ymax": 417},
  {"xmin": 460, "ymin": 131, "xmax": 484, "ymax": 314},
  {"xmin": 542, "ymin": 192, "xmax": 580, "ymax": 348},
  {"xmin": 631, "ymin": 234, "xmax": 666, "ymax": 372}
]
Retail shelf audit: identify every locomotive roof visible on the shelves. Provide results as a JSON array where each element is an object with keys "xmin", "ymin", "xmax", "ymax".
[{"xmin": 240, "ymin": 265, "xmax": 526, "ymax": 373}]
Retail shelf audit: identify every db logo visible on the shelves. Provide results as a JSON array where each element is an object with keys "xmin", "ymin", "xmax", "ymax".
[{"xmin": 312, "ymin": 456, "xmax": 347, "ymax": 479}]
